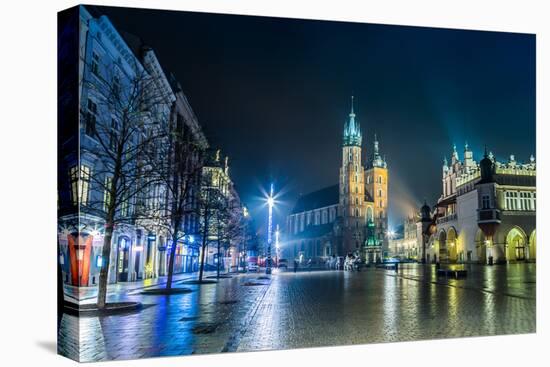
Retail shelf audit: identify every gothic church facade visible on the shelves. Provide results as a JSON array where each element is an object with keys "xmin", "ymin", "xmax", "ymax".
[{"xmin": 286, "ymin": 97, "xmax": 389, "ymax": 263}]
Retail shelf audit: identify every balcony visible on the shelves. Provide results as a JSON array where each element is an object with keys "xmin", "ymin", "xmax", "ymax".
[
  {"xmin": 436, "ymin": 213, "xmax": 457, "ymax": 224},
  {"xmin": 477, "ymin": 208, "xmax": 501, "ymax": 224}
]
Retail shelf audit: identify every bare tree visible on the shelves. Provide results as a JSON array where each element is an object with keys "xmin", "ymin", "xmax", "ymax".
[
  {"xmin": 80, "ymin": 58, "xmax": 172, "ymax": 308},
  {"xmin": 137, "ymin": 105, "xmax": 205, "ymax": 290},
  {"xmin": 214, "ymin": 199, "xmax": 245, "ymax": 277},
  {"xmin": 196, "ymin": 170, "xmax": 230, "ymax": 282}
]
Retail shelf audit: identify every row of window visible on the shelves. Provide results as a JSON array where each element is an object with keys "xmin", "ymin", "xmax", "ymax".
[
  {"xmin": 291, "ymin": 207, "xmax": 337, "ymax": 233},
  {"xmin": 504, "ymin": 191, "xmax": 536, "ymax": 211},
  {"xmin": 69, "ymin": 164, "xmax": 197, "ymax": 215},
  {"xmin": 342, "ymin": 174, "xmax": 385, "ymax": 185},
  {"xmin": 290, "ymin": 205, "xmax": 387, "ymax": 235},
  {"xmin": 69, "ymin": 164, "xmax": 131, "ymax": 214},
  {"xmin": 367, "ymin": 175, "xmax": 384, "ymax": 185},
  {"xmin": 344, "ymin": 186, "xmax": 386, "ymax": 199}
]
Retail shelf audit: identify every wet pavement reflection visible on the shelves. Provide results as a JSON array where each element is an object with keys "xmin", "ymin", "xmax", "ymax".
[{"xmin": 58, "ymin": 264, "xmax": 536, "ymax": 362}]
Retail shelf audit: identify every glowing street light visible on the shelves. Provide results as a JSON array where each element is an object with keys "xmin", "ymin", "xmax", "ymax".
[{"xmin": 266, "ymin": 183, "xmax": 274, "ymax": 274}]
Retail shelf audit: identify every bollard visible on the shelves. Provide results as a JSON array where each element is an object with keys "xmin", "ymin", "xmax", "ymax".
[{"xmin": 395, "ymin": 262, "xmax": 399, "ymax": 272}]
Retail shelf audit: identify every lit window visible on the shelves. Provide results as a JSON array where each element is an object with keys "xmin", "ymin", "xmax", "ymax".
[
  {"xmin": 505, "ymin": 191, "xmax": 519, "ymax": 210},
  {"xmin": 121, "ymin": 197, "xmax": 129, "ymax": 217},
  {"xmin": 70, "ymin": 165, "xmax": 91, "ymax": 206},
  {"xmin": 519, "ymin": 192, "xmax": 532, "ymax": 211},
  {"xmin": 104, "ymin": 176, "xmax": 112, "ymax": 212}
]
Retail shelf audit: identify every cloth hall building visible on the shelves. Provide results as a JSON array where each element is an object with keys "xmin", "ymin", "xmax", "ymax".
[
  {"xmin": 286, "ymin": 98, "xmax": 389, "ymax": 263},
  {"xmin": 417, "ymin": 144, "xmax": 536, "ymax": 265}
]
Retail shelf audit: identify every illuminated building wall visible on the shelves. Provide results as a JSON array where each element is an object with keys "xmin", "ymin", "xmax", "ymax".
[{"xmin": 424, "ymin": 145, "xmax": 536, "ymax": 264}]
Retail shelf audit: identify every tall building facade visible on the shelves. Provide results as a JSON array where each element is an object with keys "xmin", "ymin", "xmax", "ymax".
[
  {"xmin": 339, "ymin": 97, "xmax": 369, "ymax": 255},
  {"xmin": 58, "ymin": 6, "xmax": 213, "ymax": 287},
  {"xmin": 417, "ymin": 144, "xmax": 536, "ymax": 264},
  {"xmin": 364, "ymin": 134, "xmax": 389, "ymax": 255},
  {"xmin": 200, "ymin": 150, "xmax": 246, "ymax": 271},
  {"xmin": 388, "ymin": 215, "xmax": 418, "ymax": 260},
  {"xmin": 286, "ymin": 97, "xmax": 389, "ymax": 263}
]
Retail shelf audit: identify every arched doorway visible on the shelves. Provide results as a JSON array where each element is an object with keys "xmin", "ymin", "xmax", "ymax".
[
  {"xmin": 438, "ymin": 230, "xmax": 447, "ymax": 263},
  {"xmin": 447, "ymin": 227, "xmax": 458, "ymax": 263},
  {"xmin": 506, "ymin": 227, "xmax": 527, "ymax": 262},
  {"xmin": 529, "ymin": 230, "xmax": 536, "ymax": 261},
  {"xmin": 475, "ymin": 229, "xmax": 487, "ymax": 264}
]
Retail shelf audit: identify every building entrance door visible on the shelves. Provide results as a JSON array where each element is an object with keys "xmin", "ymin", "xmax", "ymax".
[
  {"xmin": 117, "ymin": 237, "xmax": 130, "ymax": 282},
  {"xmin": 134, "ymin": 250, "xmax": 141, "ymax": 279}
]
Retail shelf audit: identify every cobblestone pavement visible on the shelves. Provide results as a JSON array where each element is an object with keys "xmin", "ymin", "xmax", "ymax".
[
  {"xmin": 58, "ymin": 264, "xmax": 536, "ymax": 362},
  {"xmin": 63, "ymin": 271, "xmax": 216, "ymax": 303}
]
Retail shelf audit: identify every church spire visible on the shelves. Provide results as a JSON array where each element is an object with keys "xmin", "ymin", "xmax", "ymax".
[
  {"xmin": 371, "ymin": 133, "xmax": 386, "ymax": 168},
  {"xmin": 343, "ymin": 95, "xmax": 362, "ymax": 147}
]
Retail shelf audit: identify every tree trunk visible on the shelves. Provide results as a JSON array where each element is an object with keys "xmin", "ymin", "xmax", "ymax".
[
  {"xmin": 198, "ymin": 206, "xmax": 209, "ymax": 282},
  {"xmin": 97, "ymin": 135, "xmax": 123, "ymax": 309},
  {"xmin": 97, "ymin": 221, "xmax": 114, "ymax": 309},
  {"xmin": 165, "ymin": 218, "xmax": 181, "ymax": 290}
]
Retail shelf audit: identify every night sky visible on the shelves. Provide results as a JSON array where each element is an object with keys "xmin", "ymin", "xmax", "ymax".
[{"xmin": 96, "ymin": 5, "xmax": 535, "ymax": 234}]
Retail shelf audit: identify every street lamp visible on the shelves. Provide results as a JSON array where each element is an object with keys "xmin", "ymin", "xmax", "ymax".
[
  {"xmin": 275, "ymin": 224, "xmax": 280, "ymax": 268},
  {"xmin": 266, "ymin": 183, "xmax": 275, "ymax": 274}
]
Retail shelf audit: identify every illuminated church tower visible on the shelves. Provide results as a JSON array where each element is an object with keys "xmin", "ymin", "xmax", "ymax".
[
  {"xmin": 339, "ymin": 96, "xmax": 367, "ymax": 255},
  {"xmin": 286, "ymin": 96, "xmax": 389, "ymax": 262},
  {"xmin": 365, "ymin": 133, "xmax": 389, "ymax": 258}
]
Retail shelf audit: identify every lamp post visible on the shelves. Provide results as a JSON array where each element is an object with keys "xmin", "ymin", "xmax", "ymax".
[
  {"xmin": 266, "ymin": 183, "xmax": 274, "ymax": 274},
  {"xmin": 242, "ymin": 206, "xmax": 249, "ymax": 271},
  {"xmin": 275, "ymin": 224, "xmax": 280, "ymax": 268}
]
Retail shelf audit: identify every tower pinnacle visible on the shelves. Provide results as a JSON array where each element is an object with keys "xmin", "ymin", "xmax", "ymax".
[{"xmin": 343, "ymin": 96, "xmax": 362, "ymax": 147}]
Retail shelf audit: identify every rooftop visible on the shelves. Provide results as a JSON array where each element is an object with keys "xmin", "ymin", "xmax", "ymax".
[{"xmin": 291, "ymin": 185, "xmax": 339, "ymax": 214}]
